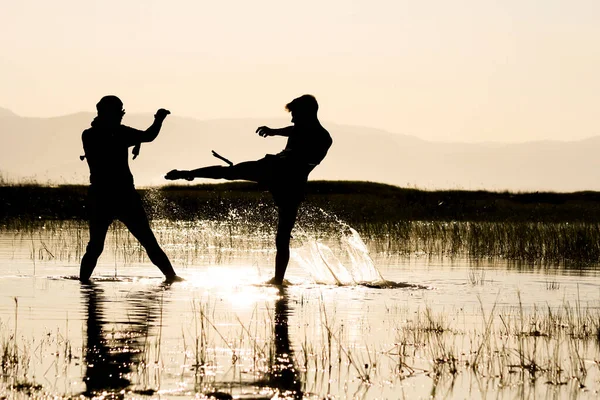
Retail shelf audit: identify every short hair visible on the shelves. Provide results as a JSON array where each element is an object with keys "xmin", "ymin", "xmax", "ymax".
[
  {"xmin": 96, "ymin": 95, "xmax": 123, "ymax": 114},
  {"xmin": 285, "ymin": 94, "xmax": 318, "ymax": 115}
]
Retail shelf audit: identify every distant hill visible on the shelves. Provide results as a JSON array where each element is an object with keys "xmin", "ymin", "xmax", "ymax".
[
  {"xmin": 0, "ymin": 107, "xmax": 18, "ymax": 119},
  {"xmin": 0, "ymin": 108, "xmax": 599, "ymax": 192}
]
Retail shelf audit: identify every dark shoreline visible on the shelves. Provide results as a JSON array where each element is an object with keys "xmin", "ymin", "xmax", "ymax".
[{"xmin": 2, "ymin": 180, "xmax": 600, "ymax": 224}]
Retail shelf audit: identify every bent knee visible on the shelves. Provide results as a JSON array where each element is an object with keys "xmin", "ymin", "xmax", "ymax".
[{"xmin": 220, "ymin": 166, "xmax": 236, "ymax": 180}]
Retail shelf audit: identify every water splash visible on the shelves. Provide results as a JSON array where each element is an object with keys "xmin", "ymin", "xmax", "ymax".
[{"xmin": 292, "ymin": 210, "xmax": 399, "ymax": 287}]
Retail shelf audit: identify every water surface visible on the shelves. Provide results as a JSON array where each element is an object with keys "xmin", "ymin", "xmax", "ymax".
[{"xmin": 1, "ymin": 222, "xmax": 600, "ymax": 399}]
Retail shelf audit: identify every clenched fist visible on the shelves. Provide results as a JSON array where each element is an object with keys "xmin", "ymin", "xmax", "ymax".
[{"xmin": 154, "ymin": 109, "xmax": 171, "ymax": 121}]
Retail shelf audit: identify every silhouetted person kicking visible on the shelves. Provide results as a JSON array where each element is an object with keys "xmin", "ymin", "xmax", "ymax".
[
  {"xmin": 79, "ymin": 95, "xmax": 179, "ymax": 282},
  {"xmin": 165, "ymin": 94, "xmax": 332, "ymax": 285}
]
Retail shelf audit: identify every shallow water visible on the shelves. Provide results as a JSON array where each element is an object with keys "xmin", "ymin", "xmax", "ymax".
[{"xmin": 1, "ymin": 222, "xmax": 600, "ymax": 399}]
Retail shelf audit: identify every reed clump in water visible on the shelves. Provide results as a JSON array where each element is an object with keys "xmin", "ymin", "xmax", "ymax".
[
  {"xmin": 365, "ymin": 220, "xmax": 600, "ymax": 266},
  {"xmin": 290, "ymin": 296, "xmax": 600, "ymax": 397},
  {"xmin": 0, "ymin": 299, "xmax": 46, "ymax": 397}
]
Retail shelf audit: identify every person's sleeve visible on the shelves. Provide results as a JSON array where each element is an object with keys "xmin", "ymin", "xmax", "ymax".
[
  {"xmin": 82, "ymin": 129, "xmax": 91, "ymax": 153},
  {"xmin": 121, "ymin": 125, "xmax": 144, "ymax": 147}
]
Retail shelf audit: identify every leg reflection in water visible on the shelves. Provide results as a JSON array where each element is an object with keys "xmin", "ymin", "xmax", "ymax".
[
  {"xmin": 80, "ymin": 282, "xmax": 170, "ymax": 397},
  {"xmin": 266, "ymin": 287, "xmax": 303, "ymax": 399}
]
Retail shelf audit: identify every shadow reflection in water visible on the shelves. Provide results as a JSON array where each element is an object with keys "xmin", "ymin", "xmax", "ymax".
[
  {"xmin": 260, "ymin": 287, "xmax": 303, "ymax": 400},
  {"xmin": 80, "ymin": 281, "xmax": 170, "ymax": 397}
]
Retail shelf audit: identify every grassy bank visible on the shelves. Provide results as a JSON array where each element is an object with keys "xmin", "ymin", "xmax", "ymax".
[{"xmin": 2, "ymin": 180, "xmax": 600, "ymax": 224}]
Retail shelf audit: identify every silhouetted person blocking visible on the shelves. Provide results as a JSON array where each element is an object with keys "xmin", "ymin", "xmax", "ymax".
[
  {"xmin": 165, "ymin": 95, "xmax": 332, "ymax": 285},
  {"xmin": 79, "ymin": 95, "xmax": 179, "ymax": 282}
]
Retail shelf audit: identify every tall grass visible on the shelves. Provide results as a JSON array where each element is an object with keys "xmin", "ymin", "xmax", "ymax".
[
  {"xmin": 364, "ymin": 220, "xmax": 600, "ymax": 265},
  {"xmin": 5, "ymin": 218, "xmax": 600, "ymax": 269},
  {"xmin": 3, "ymin": 182, "xmax": 600, "ymax": 266}
]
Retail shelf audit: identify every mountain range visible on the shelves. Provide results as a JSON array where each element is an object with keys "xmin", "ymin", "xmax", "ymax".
[{"xmin": 0, "ymin": 106, "xmax": 598, "ymax": 192}]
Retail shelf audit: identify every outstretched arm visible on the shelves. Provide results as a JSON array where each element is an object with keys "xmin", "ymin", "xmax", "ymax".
[
  {"xmin": 137, "ymin": 109, "xmax": 171, "ymax": 143},
  {"xmin": 125, "ymin": 110, "xmax": 170, "ymax": 159},
  {"xmin": 256, "ymin": 125, "xmax": 294, "ymax": 138}
]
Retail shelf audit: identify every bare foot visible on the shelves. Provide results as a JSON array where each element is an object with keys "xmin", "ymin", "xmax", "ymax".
[
  {"xmin": 265, "ymin": 277, "xmax": 282, "ymax": 286},
  {"xmin": 164, "ymin": 275, "xmax": 185, "ymax": 284},
  {"xmin": 265, "ymin": 277, "xmax": 291, "ymax": 286}
]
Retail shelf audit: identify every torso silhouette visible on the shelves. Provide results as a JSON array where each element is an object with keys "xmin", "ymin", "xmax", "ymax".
[
  {"xmin": 277, "ymin": 123, "xmax": 332, "ymax": 166},
  {"xmin": 262, "ymin": 123, "xmax": 332, "ymax": 208},
  {"xmin": 82, "ymin": 119, "xmax": 143, "ymax": 189}
]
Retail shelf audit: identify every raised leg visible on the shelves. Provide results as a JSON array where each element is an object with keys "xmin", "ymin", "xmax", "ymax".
[{"xmin": 189, "ymin": 159, "xmax": 270, "ymax": 182}]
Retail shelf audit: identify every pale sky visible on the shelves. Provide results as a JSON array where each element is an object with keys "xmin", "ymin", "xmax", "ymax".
[{"xmin": 1, "ymin": 0, "xmax": 599, "ymax": 142}]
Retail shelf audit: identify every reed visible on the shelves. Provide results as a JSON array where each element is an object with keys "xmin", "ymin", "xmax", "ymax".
[
  {"xmin": 5, "ymin": 182, "xmax": 600, "ymax": 266},
  {"xmin": 1, "ymin": 291, "xmax": 600, "ymax": 398},
  {"xmin": 5, "ymin": 217, "xmax": 600, "ymax": 272}
]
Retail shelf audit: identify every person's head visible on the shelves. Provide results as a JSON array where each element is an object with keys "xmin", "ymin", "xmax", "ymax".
[
  {"xmin": 96, "ymin": 95, "xmax": 125, "ymax": 124},
  {"xmin": 285, "ymin": 94, "xmax": 318, "ymax": 125}
]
